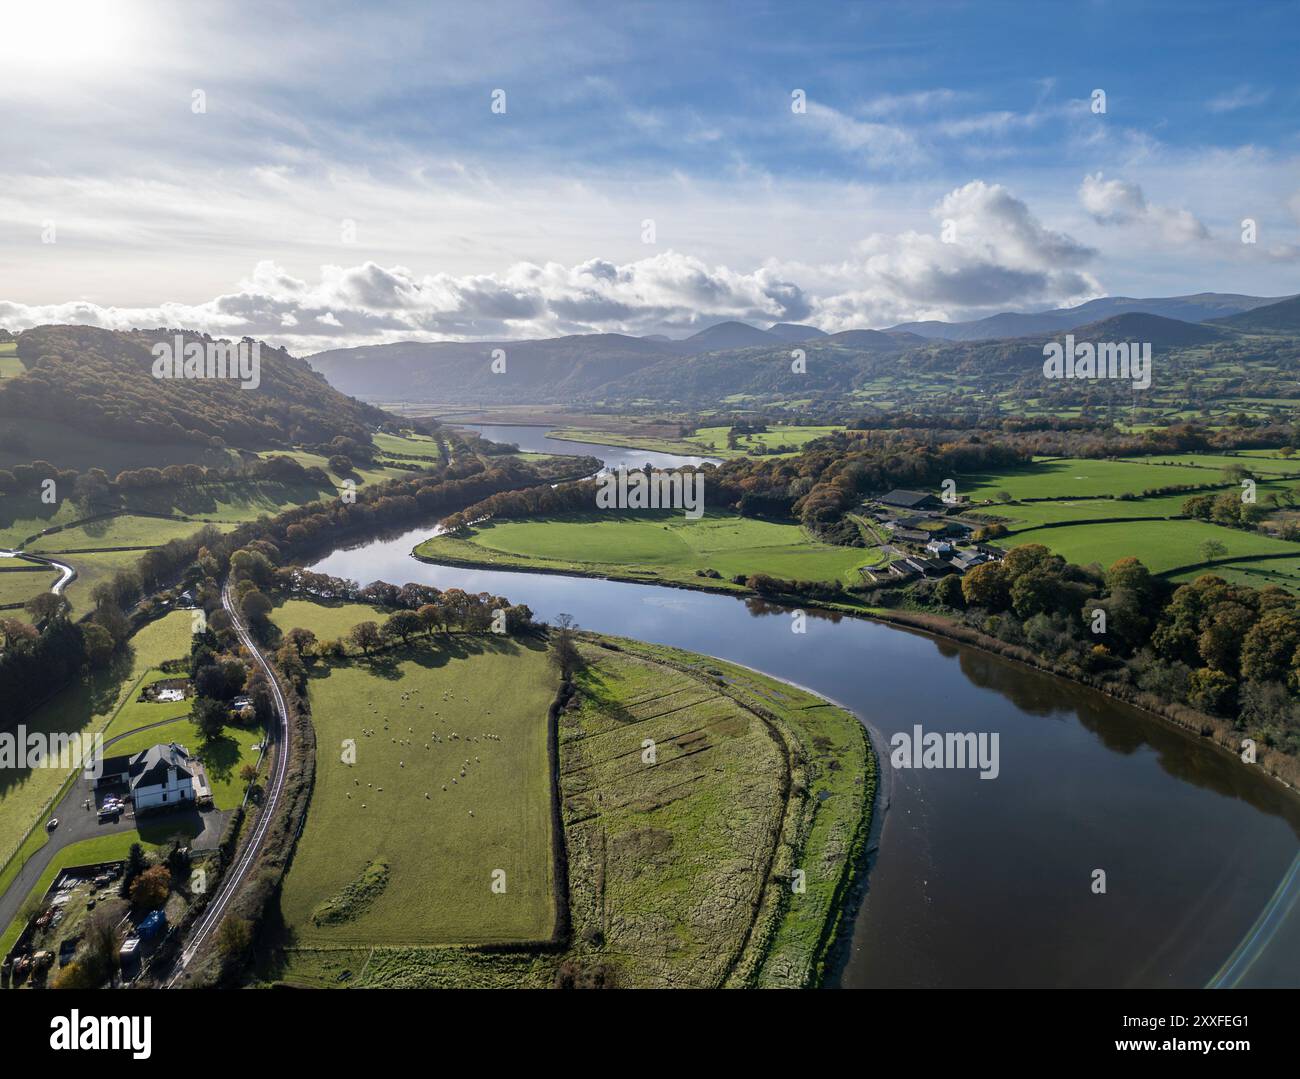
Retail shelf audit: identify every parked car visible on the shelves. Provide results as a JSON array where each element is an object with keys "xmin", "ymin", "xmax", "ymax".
[{"xmin": 45, "ymin": 817, "xmax": 58, "ymax": 830}]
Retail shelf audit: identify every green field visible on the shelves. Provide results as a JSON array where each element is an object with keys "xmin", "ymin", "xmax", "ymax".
[
  {"xmin": 545, "ymin": 423, "xmax": 840, "ymax": 460},
  {"xmin": 27, "ymin": 514, "xmax": 212, "ymax": 554},
  {"xmin": 270, "ymin": 597, "xmax": 390, "ymax": 641},
  {"xmin": 1116, "ymin": 452, "xmax": 1300, "ymax": 476},
  {"xmin": 998, "ymin": 518, "xmax": 1300, "ymax": 574},
  {"xmin": 959, "ymin": 457, "xmax": 1229, "ymax": 501},
  {"xmin": 273, "ymin": 601, "xmax": 557, "ymax": 947},
  {"xmin": 690, "ymin": 424, "xmax": 842, "ymax": 457},
  {"xmin": 0, "ymin": 564, "xmax": 57, "ymax": 609},
  {"xmin": 372, "ymin": 431, "xmax": 446, "ymax": 463},
  {"xmin": 61, "ymin": 550, "xmax": 153, "ymax": 615},
  {"xmin": 417, "ymin": 510, "xmax": 881, "ymax": 588},
  {"xmin": 270, "ymin": 627, "xmax": 872, "ymax": 988},
  {"xmin": 0, "ymin": 611, "xmax": 194, "ymax": 877}
]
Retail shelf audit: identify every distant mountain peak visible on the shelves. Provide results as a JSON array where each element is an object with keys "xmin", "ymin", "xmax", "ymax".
[{"xmin": 767, "ymin": 322, "xmax": 827, "ymax": 342}]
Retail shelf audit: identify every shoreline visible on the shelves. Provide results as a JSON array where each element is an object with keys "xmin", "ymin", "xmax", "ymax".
[{"xmin": 411, "ymin": 538, "xmax": 1300, "ymax": 800}]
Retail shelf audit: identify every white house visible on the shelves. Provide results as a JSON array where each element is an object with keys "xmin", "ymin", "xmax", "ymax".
[{"xmin": 127, "ymin": 743, "xmax": 196, "ymax": 812}]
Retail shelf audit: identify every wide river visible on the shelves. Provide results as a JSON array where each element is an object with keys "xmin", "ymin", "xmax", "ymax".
[{"xmin": 313, "ymin": 425, "xmax": 1300, "ymax": 987}]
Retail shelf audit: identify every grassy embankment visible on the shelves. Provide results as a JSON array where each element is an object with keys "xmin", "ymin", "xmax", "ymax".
[
  {"xmin": 261, "ymin": 598, "xmax": 872, "ymax": 988},
  {"xmin": 415, "ymin": 510, "xmax": 882, "ymax": 591}
]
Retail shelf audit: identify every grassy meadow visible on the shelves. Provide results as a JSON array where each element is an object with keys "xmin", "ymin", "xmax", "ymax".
[
  {"xmin": 959, "ymin": 457, "xmax": 1226, "ymax": 501},
  {"xmin": 416, "ymin": 510, "xmax": 881, "ymax": 588},
  {"xmin": 267, "ymin": 625, "xmax": 872, "ymax": 989},
  {"xmin": 998, "ymin": 518, "xmax": 1299, "ymax": 574},
  {"xmin": 272, "ymin": 599, "xmax": 558, "ymax": 948}
]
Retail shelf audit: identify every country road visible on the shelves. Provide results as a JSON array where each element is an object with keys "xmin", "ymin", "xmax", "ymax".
[
  {"xmin": 166, "ymin": 577, "xmax": 292, "ymax": 985},
  {"xmin": 0, "ymin": 548, "xmax": 75, "ymax": 594}
]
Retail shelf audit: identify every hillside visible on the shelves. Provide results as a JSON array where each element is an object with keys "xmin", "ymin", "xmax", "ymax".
[
  {"xmin": 3, "ymin": 326, "xmax": 386, "ymax": 463},
  {"xmin": 1062, "ymin": 312, "xmax": 1229, "ymax": 348},
  {"xmin": 1212, "ymin": 294, "xmax": 1300, "ymax": 335},
  {"xmin": 308, "ymin": 332, "xmax": 676, "ymax": 401}
]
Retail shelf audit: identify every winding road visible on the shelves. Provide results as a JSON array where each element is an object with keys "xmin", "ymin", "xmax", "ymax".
[
  {"xmin": 0, "ymin": 548, "xmax": 75, "ymax": 595},
  {"xmin": 167, "ymin": 577, "xmax": 292, "ymax": 984}
]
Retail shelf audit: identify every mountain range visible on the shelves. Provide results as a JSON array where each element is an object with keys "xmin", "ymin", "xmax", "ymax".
[{"xmin": 303, "ymin": 292, "xmax": 1300, "ymax": 406}]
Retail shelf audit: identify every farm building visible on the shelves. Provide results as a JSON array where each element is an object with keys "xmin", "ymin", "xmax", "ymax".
[{"xmin": 878, "ymin": 489, "xmax": 943, "ymax": 510}]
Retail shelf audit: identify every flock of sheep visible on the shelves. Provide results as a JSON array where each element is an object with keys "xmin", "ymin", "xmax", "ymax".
[{"xmin": 342, "ymin": 685, "xmax": 504, "ymax": 816}]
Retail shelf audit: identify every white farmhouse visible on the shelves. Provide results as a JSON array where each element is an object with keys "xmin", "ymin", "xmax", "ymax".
[{"xmin": 127, "ymin": 743, "xmax": 197, "ymax": 812}]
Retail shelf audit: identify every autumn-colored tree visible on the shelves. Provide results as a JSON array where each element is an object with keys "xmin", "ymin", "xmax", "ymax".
[
  {"xmin": 961, "ymin": 562, "xmax": 1010, "ymax": 611},
  {"xmin": 130, "ymin": 865, "xmax": 171, "ymax": 910},
  {"xmin": 349, "ymin": 621, "xmax": 382, "ymax": 656}
]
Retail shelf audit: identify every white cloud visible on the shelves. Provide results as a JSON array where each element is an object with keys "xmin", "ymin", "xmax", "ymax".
[
  {"xmin": 0, "ymin": 181, "xmax": 1106, "ymax": 348},
  {"xmin": 1207, "ymin": 85, "xmax": 1272, "ymax": 113},
  {"xmin": 1079, "ymin": 173, "xmax": 1147, "ymax": 223},
  {"xmin": 1079, "ymin": 172, "xmax": 1208, "ymax": 242},
  {"xmin": 802, "ymin": 102, "xmax": 925, "ymax": 167}
]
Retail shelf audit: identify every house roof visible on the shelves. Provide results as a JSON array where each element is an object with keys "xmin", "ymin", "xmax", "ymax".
[
  {"xmin": 879, "ymin": 489, "xmax": 940, "ymax": 509},
  {"xmin": 99, "ymin": 753, "xmax": 133, "ymax": 777},
  {"xmin": 128, "ymin": 743, "xmax": 193, "ymax": 791}
]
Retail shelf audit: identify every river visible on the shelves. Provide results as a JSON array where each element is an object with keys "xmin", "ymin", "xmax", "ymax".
[
  {"xmin": 309, "ymin": 427, "xmax": 1300, "ymax": 987},
  {"xmin": 453, "ymin": 422, "xmax": 722, "ymax": 471}
]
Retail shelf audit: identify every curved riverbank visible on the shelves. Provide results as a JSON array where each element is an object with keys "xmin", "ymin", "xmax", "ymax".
[{"xmin": 412, "ymin": 535, "xmax": 1300, "ymax": 796}]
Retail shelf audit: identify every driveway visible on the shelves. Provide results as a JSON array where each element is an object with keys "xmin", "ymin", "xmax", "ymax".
[{"xmin": 0, "ymin": 766, "xmax": 229, "ymax": 947}]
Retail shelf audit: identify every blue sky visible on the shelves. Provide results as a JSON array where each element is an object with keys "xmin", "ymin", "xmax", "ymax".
[{"xmin": 1, "ymin": 0, "xmax": 1297, "ymax": 349}]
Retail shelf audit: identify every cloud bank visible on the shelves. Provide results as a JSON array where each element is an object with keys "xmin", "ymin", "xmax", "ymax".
[{"xmin": 0, "ymin": 181, "xmax": 1110, "ymax": 352}]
